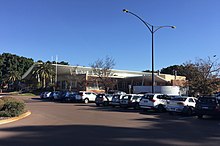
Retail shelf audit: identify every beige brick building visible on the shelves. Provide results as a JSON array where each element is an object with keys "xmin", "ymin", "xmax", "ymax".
[{"xmin": 22, "ymin": 64, "xmax": 187, "ymax": 93}]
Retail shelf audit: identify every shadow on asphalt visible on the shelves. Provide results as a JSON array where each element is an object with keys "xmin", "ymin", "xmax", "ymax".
[
  {"xmin": 80, "ymin": 104, "xmax": 168, "ymax": 115},
  {"xmin": 1, "ymin": 120, "xmax": 220, "ymax": 146}
]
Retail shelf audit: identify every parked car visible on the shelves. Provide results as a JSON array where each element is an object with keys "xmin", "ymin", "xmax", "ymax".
[
  {"xmin": 195, "ymin": 96, "xmax": 220, "ymax": 118},
  {"xmin": 40, "ymin": 92, "xmax": 52, "ymax": 99},
  {"xmin": 40, "ymin": 92, "xmax": 45, "ymax": 99},
  {"xmin": 111, "ymin": 93, "xmax": 126, "ymax": 107},
  {"xmin": 139, "ymin": 93, "xmax": 170, "ymax": 112},
  {"xmin": 62, "ymin": 91, "xmax": 78, "ymax": 102},
  {"xmin": 120, "ymin": 94, "xmax": 143, "ymax": 109},
  {"xmin": 95, "ymin": 94, "xmax": 113, "ymax": 106},
  {"xmin": 166, "ymin": 96, "xmax": 197, "ymax": 115},
  {"xmin": 53, "ymin": 91, "xmax": 65, "ymax": 101},
  {"xmin": 76, "ymin": 91, "xmax": 97, "ymax": 103}
]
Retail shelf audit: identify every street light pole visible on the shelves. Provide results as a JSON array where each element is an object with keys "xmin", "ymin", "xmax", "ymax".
[
  {"xmin": 123, "ymin": 9, "xmax": 175, "ymax": 93},
  {"xmin": 151, "ymin": 25, "xmax": 155, "ymax": 93}
]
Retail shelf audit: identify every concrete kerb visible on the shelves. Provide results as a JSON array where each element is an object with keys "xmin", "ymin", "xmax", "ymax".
[{"xmin": 0, "ymin": 111, "xmax": 31, "ymax": 125}]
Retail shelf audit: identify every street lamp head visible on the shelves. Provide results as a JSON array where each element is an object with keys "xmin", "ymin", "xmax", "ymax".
[
  {"xmin": 171, "ymin": 26, "xmax": 176, "ymax": 29},
  {"xmin": 123, "ymin": 9, "xmax": 129, "ymax": 13}
]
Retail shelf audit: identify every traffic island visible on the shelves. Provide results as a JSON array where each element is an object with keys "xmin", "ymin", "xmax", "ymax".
[{"xmin": 0, "ymin": 111, "xmax": 31, "ymax": 125}]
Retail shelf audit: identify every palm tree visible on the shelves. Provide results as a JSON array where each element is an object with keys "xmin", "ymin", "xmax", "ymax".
[
  {"xmin": 4, "ymin": 70, "xmax": 21, "ymax": 90},
  {"xmin": 7, "ymin": 70, "xmax": 21, "ymax": 83},
  {"xmin": 32, "ymin": 62, "xmax": 55, "ymax": 88}
]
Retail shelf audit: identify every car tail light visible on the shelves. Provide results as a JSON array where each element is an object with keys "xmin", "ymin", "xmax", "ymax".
[
  {"xmin": 216, "ymin": 104, "xmax": 220, "ymax": 111},
  {"xmin": 150, "ymin": 99, "xmax": 156, "ymax": 102},
  {"xmin": 177, "ymin": 102, "xmax": 184, "ymax": 106}
]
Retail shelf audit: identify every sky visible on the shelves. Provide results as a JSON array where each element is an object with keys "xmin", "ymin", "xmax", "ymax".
[{"xmin": 0, "ymin": 0, "xmax": 219, "ymax": 71}]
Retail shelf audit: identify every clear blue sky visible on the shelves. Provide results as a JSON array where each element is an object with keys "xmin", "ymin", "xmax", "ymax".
[{"xmin": 0, "ymin": 0, "xmax": 219, "ymax": 71}]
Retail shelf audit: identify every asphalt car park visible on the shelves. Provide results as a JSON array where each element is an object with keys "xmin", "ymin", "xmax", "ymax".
[{"xmin": 0, "ymin": 95, "xmax": 220, "ymax": 146}]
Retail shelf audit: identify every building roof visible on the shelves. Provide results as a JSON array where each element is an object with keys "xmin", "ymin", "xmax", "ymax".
[{"xmin": 22, "ymin": 63, "xmax": 185, "ymax": 83}]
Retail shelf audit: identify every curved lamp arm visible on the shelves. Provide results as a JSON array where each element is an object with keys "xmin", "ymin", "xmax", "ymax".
[
  {"xmin": 123, "ymin": 9, "xmax": 176, "ymax": 33},
  {"xmin": 123, "ymin": 9, "xmax": 152, "ymax": 33}
]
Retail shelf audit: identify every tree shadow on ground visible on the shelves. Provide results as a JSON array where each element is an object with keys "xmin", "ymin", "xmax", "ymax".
[{"xmin": 1, "ymin": 121, "xmax": 220, "ymax": 146}]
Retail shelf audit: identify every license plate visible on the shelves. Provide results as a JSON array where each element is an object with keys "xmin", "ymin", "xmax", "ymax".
[{"xmin": 202, "ymin": 107, "xmax": 208, "ymax": 109}]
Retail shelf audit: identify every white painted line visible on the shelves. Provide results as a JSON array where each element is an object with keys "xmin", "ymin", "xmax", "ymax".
[{"xmin": 178, "ymin": 116, "xmax": 196, "ymax": 120}]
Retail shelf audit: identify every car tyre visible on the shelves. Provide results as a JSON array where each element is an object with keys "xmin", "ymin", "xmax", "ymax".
[
  {"xmin": 157, "ymin": 104, "xmax": 165, "ymax": 112},
  {"xmin": 84, "ymin": 98, "xmax": 89, "ymax": 104},
  {"xmin": 134, "ymin": 103, "xmax": 140, "ymax": 110},
  {"xmin": 186, "ymin": 107, "xmax": 193, "ymax": 116},
  {"xmin": 168, "ymin": 111, "xmax": 174, "ymax": 115},
  {"xmin": 103, "ymin": 102, "xmax": 108, "ymax": 106},
  {"xmin": 183, "ymin": 106, "xmax": 192, "ymax": 116},
  {"xmin": 197, "ymin": 114, "xmax": 203, "ymax": 119}
]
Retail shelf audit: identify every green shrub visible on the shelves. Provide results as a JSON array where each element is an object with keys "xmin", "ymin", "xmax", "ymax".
[
  {"xmin": 0, "ymin": 99, "xmax": 4, "ymax": 110},
  {"xmin": 0, "ymin": 96, "xmax": 26, "ymax": 117},
  {"xmin": 1, "ymin": 96, "xmax": 18, "ymax": 102}
]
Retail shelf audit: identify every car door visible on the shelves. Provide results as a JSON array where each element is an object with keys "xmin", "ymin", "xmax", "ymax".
[
  {"xmin": 156, "ymin": 95, "xmax": 167, "ymax": 106},
  {"xmin": 187, "ymin": 97, "xmax": 196, "ymax": 107}
]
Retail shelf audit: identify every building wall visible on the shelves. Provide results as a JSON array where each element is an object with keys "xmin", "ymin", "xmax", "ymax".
[{"xmin": 159, "ymin": 74, "xmax": 186, "ymax": 81}]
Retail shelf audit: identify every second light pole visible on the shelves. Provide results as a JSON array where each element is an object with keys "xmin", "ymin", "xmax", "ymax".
[{"xmin": 123, "ymin": 9, "xmax": 175, "ymax": 93}]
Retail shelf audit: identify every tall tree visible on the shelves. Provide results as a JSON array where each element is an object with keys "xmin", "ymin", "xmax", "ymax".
[
  {"xmin": 185, "ymin": 57, "xmax": 220, "ymax": 96},
  {"xmin": 160, "ymin": 57, "xmax": 220, "ymax": 96},
  {"xmin": 32, "ymin": 62, "xmax": 55, "ymax": 88},
  {"xmin": 0, "ymin": 53, "xmax": 34, "ymax": 91},
  {"xmin": 91, "ymin": 56, "xmax": 117, "ymax": 92}
]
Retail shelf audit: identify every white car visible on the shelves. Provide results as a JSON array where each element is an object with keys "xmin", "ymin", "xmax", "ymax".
[
  {"xmin": 111, "ymin": 94, "xmax": 126, "ymax": 107},
  {"xmin": 76, "ymin": 91, "xmax": 97, "ymax": 103},
  {"xmin": 120, "ymin": 94, "xmax": 143, "ymax": 109},
  {"xmin": 40, "ymin": 92, "xmax": 52, "ymax": 99},
  {"xmin": 166, "ymin": 96, "xmax": 197, "ymax": 115},
  {"xmin": 139, "ymin": 93, "xmax": 169, "ymax": 112},
  {"xmin": 95, "ymin": 94, "xmax": 113, "ymax": 106}
]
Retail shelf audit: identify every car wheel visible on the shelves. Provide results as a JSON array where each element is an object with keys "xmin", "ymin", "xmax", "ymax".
[
  {"xmin": 157, "ymin": 104, "xmax": 165, "ymax": 112},
  {"xmin": 103, "ymin": 102, "xmax": 108, "ymax": 106},
  {"xmin": 84, "ymin": 98, "xmax": 89, "ymax": 104},
  {"xmin": 183, "ymin": 107, "xmax": 192, "ymax": 116},
  {"xmin": 186, "ymin": 108, "xmax": 193, "ymax": 116},
  {"xmin": 134, "ymin": 103, "xmax": 139, "ymax": 110},
  {"xmin": 197, "ymin": 114, "xmax": 203, "ymax": 119},
  {"xmin": 169, "ymin": 111, "xmax": 174, "ymax": 115}
]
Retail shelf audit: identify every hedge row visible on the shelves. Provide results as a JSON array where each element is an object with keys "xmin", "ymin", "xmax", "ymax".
[{"xmin": 0, "ymin": 96, "xmax": 26, "ymax": 117}]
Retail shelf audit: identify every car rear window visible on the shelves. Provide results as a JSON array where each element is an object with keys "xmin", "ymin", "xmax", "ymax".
[
  {"xmin": 142, "ymin": 95, "xmax": 154, "ymax": 100},
  {"xmin": 198, "ymin": 97, "xmax": 217, "ymax": 104},
  {"xmin": 113, "ymin": 95, "xmax": 121, "ymax": 99},
  {"xmin": 122, "ymin": 95, "xmax": 132, "ymax": 100},
  {"xmin": 97, "ymin": 94, "xmax": 104, "ymax": 98},
  {"xmin": 172, "ymin": 98, "xmax": 187, "ymax": 101},
  {"xmin": 132, "ymin": 96, "xmax": 141, "ymax": 100}
]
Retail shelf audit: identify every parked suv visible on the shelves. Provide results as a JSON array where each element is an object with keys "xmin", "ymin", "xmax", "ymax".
[
  {"xmin": 120, "ymin": 94, "xmax": 143, "ymax": 109},
  {"xmin": 139, "ymin": 93, "xmax": 169, "ymax": 112},
  {"xmin": 111, "ymin": 93, "xmax": 126, "ymax": 107},
  {"xmin": 95, "ymin": 94, "xmax": 113, "ymax": 106},
  {"xmin": 195, "ymin": 96, "xmax": 220, "ymax": 118},
  {"xmin": 166, "ymin": 96, "xmax": 197, "ymax": 115},
  {"xmin": 76, "ymin": 91, "xmax": 97, "ymax": 103}
]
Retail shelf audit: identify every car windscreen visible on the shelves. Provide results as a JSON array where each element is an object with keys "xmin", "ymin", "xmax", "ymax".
[
  {"xmin": 198, "ymin": 97, "xmax": 216, "ymax": 104},
  {"xmin": 122, "ymin": 95, "xmax": 132, "ymax": 100},
  {"xmin": 97, "ymin": 94, "xmax": 105, "ymax": 98},
  {"xmin": 172, "ymin": 98, "xmax": 187, "ymax": 101},
  {"xmin": 113, "ymin": 95, "xmax": 121, "ymax": 99},
  {"xmin": 142, "ymin": 95, "xmax": 154, "ymax": 100},
  {"xmin": 132, "ymin": 96, "xmax": 141, "ymax": 100}
]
